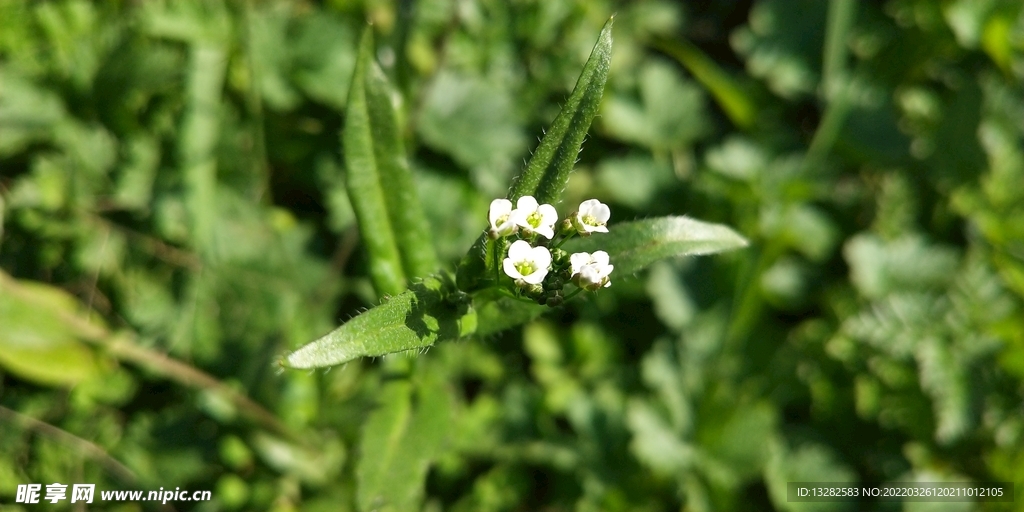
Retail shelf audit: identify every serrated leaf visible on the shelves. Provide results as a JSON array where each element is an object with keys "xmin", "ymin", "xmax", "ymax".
[
  {"xmin": 344, "ymin": 27, "xmax": 438, "ymax": 297},
  {"xmin": 565, "ymin": 216, "xmax": 749, "ymax": 277},
  {"xmin": 916, "ymin": 336, "xmax": 971, "ymax": 444},
  {"xmin": 844, "ymin": 234, "xmax": 959, "ymax": 299},
  {"xmin": 357, "ymin": 367, "xmax": 452, "ymax": 512},
  {"xmin": 282, "ymin": 275, "xmax": 475, "ymax": 369},
  {"xmin": 764, "ymin": 441, "xmax": 856, "ymax": 512}
]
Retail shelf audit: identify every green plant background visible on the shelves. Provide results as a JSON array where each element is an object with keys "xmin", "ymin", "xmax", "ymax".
[{"xmin": 2, "ymin": 0, "xmax": 1023, "ymax": 511}]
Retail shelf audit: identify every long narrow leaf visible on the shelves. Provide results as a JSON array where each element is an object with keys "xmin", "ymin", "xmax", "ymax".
[
  {"xmin": 653, "ymin": 38, "xmax": 756, "ymax": 129},
  {"xmin": 344, "ymin": 27, "xmax": 438, "ymax": 297},
  {"xmin": 283, "ymin": 275, "xmax": 476, "ymax": 369},
  {"xmin": 565, "ymin": 216, "xmax": 749, "ymax": 276},
  {"xmin": 509, "ymin": 17, "xmax": 614, "ymax": 205}
]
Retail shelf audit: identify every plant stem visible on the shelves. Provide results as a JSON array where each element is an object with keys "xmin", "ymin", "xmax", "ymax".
[
  {"xmin": 0, "ymin": 271, "xmax": 303, "ymax": 446},
  {"xmin": 553, "ymin": 230, "xmax": 577, "ymax": 249},
  {"xmin": 563, "ymin": 287, "xmax": 585, "ymax": 302},
  {"xmin": 495, "ymin": 288, "xmax": 540, "ymax": 305},
  {"xmin": 0, "ymin": 405, "xmax": 137, "ymax": 484}
]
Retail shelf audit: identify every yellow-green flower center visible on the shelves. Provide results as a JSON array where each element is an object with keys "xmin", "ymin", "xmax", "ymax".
[
  {"xmin": 515, "ymin": 261, "xmax": 536, "ymax": 276},
  {"xmin": 527, "ymin": 211, "xmax": 543, "ymax": 228},
  {"xmin": 582, "ymin": 214, "xmax": 598, "ymax": 226}
]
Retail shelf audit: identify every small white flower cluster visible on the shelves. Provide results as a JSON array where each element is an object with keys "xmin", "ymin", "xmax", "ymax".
[{"xmin": 488, "ymin": 196, "xmax": 614, "ymax": 305}]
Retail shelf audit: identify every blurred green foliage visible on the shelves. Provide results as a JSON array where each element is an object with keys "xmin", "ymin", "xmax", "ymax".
[{"xmin": 2, "ymin": 0, "xmax": 1023, "ymax": 511}]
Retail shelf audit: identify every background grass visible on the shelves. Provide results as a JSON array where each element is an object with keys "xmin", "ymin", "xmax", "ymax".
[{"xmin": 1, "ymin": 0, "xmax": 1023, "ymax": 510}]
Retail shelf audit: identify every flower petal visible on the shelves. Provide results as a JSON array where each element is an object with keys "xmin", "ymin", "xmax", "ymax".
[
  {"xmin": 538, "ymin": 204, "xmax": 558, "ymax": 224},
  {"xmin": 531, "ymin": 246, "xmax": 552, "ymax": 268},
  {"xmin": 570, "ymin": 253, "xmax": 590, "ymax": 275},
  {"xmin": 507, "ymin": 240, "xmax": 532, "ymax": 260},
  {"xmin": 489, "ymin": 198, "xmax": 512, "ymax": 224},
  {"xmin": 522, "ymin": 267, "xmax": 548, "ymax": 285},
  {"xmin": 579, "ymin": 199, "xmax": 599, "ymax": 212},
  {"xmin": 516, "ymin": 196, "xmax": 539, "ymax": 211},
  {"xmin": 591, "ymin": 202, "xmax": 611, "ymax": 223},
  {"xmin": 591, "ymin": 251, "xmax": 610, "ymax": 266}
]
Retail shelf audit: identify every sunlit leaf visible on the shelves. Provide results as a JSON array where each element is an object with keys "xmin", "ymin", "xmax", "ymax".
[
  {"xmin": 565, "ymin": 216, "xmax": 749, "ymax": 277},
  {"xmin": 282, "ymin": 275, "xmax": 475, "ymax": 369}
]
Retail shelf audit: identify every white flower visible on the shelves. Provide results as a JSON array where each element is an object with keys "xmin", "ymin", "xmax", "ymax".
[
  {"xmin": 488, "ymin": 198, "xmax": 517, "ymax": 238},
  {"xmin": 503, "ymin": 240, "xmax": 551, "ymax": 285},
  {"xmin": 511, "ymin": 196, "xmax": 558, "ymax": 239},
  {"xmin": 569, "ymin": 251, "xmax": 613, "ymax": 290},
  {"xmin": 573, "ymin": 199, "xmax": 610, "ymax": 235}
]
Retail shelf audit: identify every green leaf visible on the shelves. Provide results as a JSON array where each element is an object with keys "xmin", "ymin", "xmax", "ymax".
[
  {"xmin": 474, "ymin": 291, "xmax": 546, "ymax": 337},
  {"xmin": 508, "ymin": 16, "xmax": 613, "ymax": 205},
  {"xmin": 282, "ymin": 275, "xmax": 476, "ymax": 369},
  {"xmin": 344, "ymin": 27, "xmax": 438, "ymax": 297},
  {"xmin": 357, "ymin": 366, "xmax": 452, "ymax": 512},
  {"xmin": 596, "ymin": 155, "xmax": 675, "ymax": 209},
  {"xmin": 0, "ymin": 272, "xmax": 105, "ymax": 386},
  {"xmin": 0, "ymin": 71, "xmax": 67, "ymax": 156},
  {"xmin": 565, "ymin": 216, "xmax": 749, "ymax": 277}
]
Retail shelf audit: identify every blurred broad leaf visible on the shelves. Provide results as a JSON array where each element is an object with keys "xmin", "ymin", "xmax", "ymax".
[
  {"xmin": 596, "ymin": 155, "xmax": 676, "ymax": 209},
  {"xmin": 0, "ymin": 272, "xmax": 105, "ymax": 386},
  {"xmin": 250, "ymin": 432, "xmax": 345, "ymax": 485},
  {"xmin": 290, "ymin": 13, "xmax": 358, "ymax": 110},
  {"xmin": 419, "ymin": 71, "xmax": 526, "ymax": 196},
  {"xmin": 602, "ymin": 59, "xmax": 709, "ymax": 149},
  {"xmin": 731, "ymin": 0, "xmax": 827, "ymax": 98},
  {"xmin": 0, "ymin": 72, "xmax": 66, "ymax": 156},
  {"xmin": 357, "ymin": 366, "xmax": 453, "ymax": 512}
]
